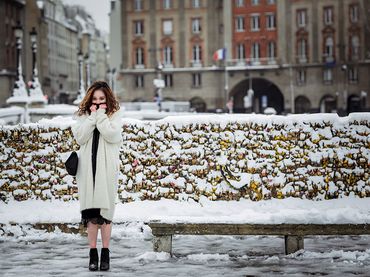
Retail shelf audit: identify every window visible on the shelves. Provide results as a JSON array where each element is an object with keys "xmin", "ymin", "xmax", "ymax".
[
  {"xmin": 192, "ymin": 0, "xmax": 200, "ymax": 8},
  {"xmin": 348, "ymin": 67, "xmax": 358, "ymax": 83},
  {"xmin": 268, "ymin": 41, "xmax": 276, "ymax": 59},
  {"xmin": 163, "ymin": 20, "xmax": 173, "ymax": 35},
  {"xmin": 192, "ymin": 73, "xmax": 201, "ymax": 87},
  {"xmin": 237, "ymin": 44, "xmax": 245, "ymax": 60},
  {"xmin": 134, "ymin": 21, "xmax": 144, "ymax": 35},
  {"xmin": 266, "ymin": 13, "xmax": 276, "ymax": 29},
  {"xmin": 135, "ymin": 47, "xmax": 144, "ymax": 65},
  {"xmin": 351, "ymin": 35, "xmax": 360, "ymax": 59},
  {"xmin": 267, "ymin": 0, "xmax": 275, "ymax": 4},
  {"xmin": 163, "ymin": 0, "xmax": 171, "ymax": 9},
  {"xmin": 324, "ymin": 7, "xmax": 333, "ymax": 25},
  {"xmin": 192, "ymin": 18, "xmax": 201, "ymax": 33},
  {"xmin": 252, "ymin": 42, "xmax": 260, "ymax": 60},
  {"xmin": 135, "ymin": 75, "xmax": 144, "ymax": 88},
  {"xmin": 235, "ymin": 0, "xmax": 244, "ymax": 7},
  {"xmin": 163, "ymin": 46, "xmax": 173, "ymax": 65},
  {"xmin": 297, "ymin": 9, "xmax": 307, "ymax": 27},
  {"xmin": 297, "ymin": 69, "xmax": 306, "ymax": 85},
  {"xmin": 298, "ymin": 39, "xmax": 307, "ymax": 61},
  {"xmin": 323, "ymin": 68, "xmax": 333, "ymax": 83},
  {"xmin": 324, "ymin": 37, "xmax": 334, "ymax": 57},
  {"xmin": 236, "ymin": 16, "xmax": 244, "ymax": 32},
  {"xmin": 192, "ymin": 45, "xmax": 202, "ymax": 62},
  {"xmin": 164, "ymin": 74, "xmax": 173, "ymax": 87},
  {"xmin": 251, "ymin": 0, "xmax": 259, "ymax": 5},
  {"xmin": 251, "ymin": 15, "xmax": 260, "ymax": 31},
  {"xmin": 350, "ymin": 4, "xmax": 359, "ymax": 23},
  {"xmin": 134, "ymin": 0, "xmax": 142, "ymax": 11}
]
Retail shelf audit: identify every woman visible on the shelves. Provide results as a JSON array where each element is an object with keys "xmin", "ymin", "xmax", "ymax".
[{"xmin": 71, "ymin": 81, "xmax": 122, "ymax": 271}]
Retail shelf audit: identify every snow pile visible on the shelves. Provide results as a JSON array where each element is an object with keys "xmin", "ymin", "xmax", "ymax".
[
  {"xmin": 0, "ymin": 113, "xmax": 369, "ymax": 203},
  {"xmin": 1, "ymin": 197, "xmax": 369, "ymax": 224}
]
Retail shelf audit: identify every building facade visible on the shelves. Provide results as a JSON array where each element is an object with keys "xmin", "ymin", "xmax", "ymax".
[{"xmin": 0, "ymin": 0, "xmax": 26, "ymax": 107}]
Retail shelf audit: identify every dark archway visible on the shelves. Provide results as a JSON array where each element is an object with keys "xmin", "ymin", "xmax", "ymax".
[
  {"xmin": 319, "ymin": 95, "xmax": 336, "ymax": 113},
  {"xmin": 132, "ymin": 97, "xmax": 145, "ymax": 102},
  {"xmin": 347, "ymin": 94, "xmax": 361, "ymax": 114},
  {"xmin": 295, "ymin": 95, "xmax": 311, "ymax": 114},
  {"xmin": 229, "ymin": 78, "xmax": 284, "ymax": 114},
  {"xmin": 190, "ymin": 97, "xmax": 207, "ymax": 112},
  {"xmin": 163, "ymin": 97, "xmax": 176, "ymax": 101}
]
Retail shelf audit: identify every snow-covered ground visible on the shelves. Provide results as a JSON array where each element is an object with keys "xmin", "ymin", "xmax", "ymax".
[
  {"xmin": 1, "ymin": 197, "xmax": 370, "ymax": 224},
  {"xmin": 1, "ymin": 222, "xmax": 369, "ymax": 276}
]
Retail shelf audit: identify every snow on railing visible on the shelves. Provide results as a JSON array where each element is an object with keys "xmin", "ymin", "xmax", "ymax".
[{"xmin": 0, "ymin": 113, "xmax": 369, "ymax": 202}]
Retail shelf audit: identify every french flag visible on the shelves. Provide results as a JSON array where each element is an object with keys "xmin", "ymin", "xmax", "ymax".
[{"xmin": 213, "ymin": 48, "xmax": 226, "ymax": 61}]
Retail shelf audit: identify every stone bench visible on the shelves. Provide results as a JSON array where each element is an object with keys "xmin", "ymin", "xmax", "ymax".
[{"xmin": 148, "ymin": 222, "xmax": 370, "ymax": 255}]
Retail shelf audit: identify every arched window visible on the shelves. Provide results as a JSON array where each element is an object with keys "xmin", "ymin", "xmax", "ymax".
[
  {"xmin": 163, "ymin": 46, "xmax": 173, "ymax": 65},
  {"xmin": 295, "ymin": 95, "xmax": 311, "ymax": 113},
  {"xmin": 351, "ymin": 35, "xmax": 360, "ymax": 59},
  {"xmin": 237, "ymin": 44, "xmax": 245, "ymax": 60},
  {"xmin": 192, "ymin": 45, "xmax": 202, "ymax": 62},
  {"xmin": 298, "ymin": 39, "xmax": 307, "ymax": 58},
  {"xmin": 252, "ymin": 42, "xmax": 260, "ymax": 60},
  {"xmin": 136, "ymin": 47, "xmax": 144, "ymax": 65},
  {"xmin": 268, "ymin": 41, "xmax": 276, "ymax": 59},
  {"xmin": 324, "ymin": 37, "xmax": 334, "ymax": 57}
]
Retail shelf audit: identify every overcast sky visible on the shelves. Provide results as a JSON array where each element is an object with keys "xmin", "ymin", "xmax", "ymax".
[{"xmin": 62, "ymin": 0, "xmax": 110, "ymax": 33}]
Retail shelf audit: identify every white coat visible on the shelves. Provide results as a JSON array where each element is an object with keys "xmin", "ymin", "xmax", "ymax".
[{"xmin": 71, "ymin": 108, "xmax": 122, "ymax": 221}]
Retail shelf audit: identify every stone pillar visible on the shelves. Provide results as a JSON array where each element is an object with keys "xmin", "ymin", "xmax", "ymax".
[
  {"xmin": 284, "ymin": 235, "xmax": 304, "ymax": 255},
  {"xmin": 153, "ymin": 235, "xmax": 172, "ymax": 255}
]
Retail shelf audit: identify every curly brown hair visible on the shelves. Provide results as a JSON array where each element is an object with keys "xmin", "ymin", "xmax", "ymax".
[{"xmin": 76, "ymin": 81, "xmax": 120, "ymax": 117}]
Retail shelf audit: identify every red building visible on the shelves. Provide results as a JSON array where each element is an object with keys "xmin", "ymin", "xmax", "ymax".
[{"xmin": 232, "ymin": 0, "xmax": 277, "ymax": 65}]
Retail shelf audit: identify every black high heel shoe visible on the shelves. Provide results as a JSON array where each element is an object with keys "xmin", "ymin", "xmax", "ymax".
[
  {"xmin": 88, "ymin": 248, "xmax": 99, "ymax": 271},
  {"xmin": 100, "ymin": 248, "xmax": 110, "ymax": 271}
]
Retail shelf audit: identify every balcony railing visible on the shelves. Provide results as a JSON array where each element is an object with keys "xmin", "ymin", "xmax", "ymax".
[
  {"xmin": 134, "ymin": 64, "xmax": 145, "ymax": 69},
  {"xmin": 190, "ymin": 60, "xmax": 202, "ymax": 67},
  {"xmin": 226, "ymin": 57, "xmax": 278, "ymax": 67},
  {"xmin": 297, "ymin": 56, "xmax": 307, "ymax": 64}
]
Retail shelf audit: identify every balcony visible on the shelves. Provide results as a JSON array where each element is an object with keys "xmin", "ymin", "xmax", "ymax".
[
  {"xmin": 297, "ymin": 56, "xmax": 307, "ymax": 64},
  {"xmin": 163, "ymin": 63, "xmax": 174, "ymax": 68},
  {"xmin": 226, "ymin": 58, "xmax": 278, "ymax": 67},
  {"xmin": 190, "ymin": 60, "xmax": 202, "ymax": 67},
  {"xmin": 134, "ymin": 64, "xmax": 145, "ymax": 69}
]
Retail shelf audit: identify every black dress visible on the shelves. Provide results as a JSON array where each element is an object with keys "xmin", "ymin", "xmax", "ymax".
[{"xmin": 81, "ymin": 127, "xmax": 112, "ymax": 227}]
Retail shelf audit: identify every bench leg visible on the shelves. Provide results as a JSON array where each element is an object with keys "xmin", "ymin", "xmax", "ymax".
[
  {"xmin": 153, "ymin": 235, "xmax": 172, "ymax": 255},
  {"xmin": 284, "ymin": 235, "xmax": 304, "ymax": 255}
]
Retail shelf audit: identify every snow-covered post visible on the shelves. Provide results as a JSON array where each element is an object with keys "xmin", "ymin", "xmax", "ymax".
[
  {"xmin": 28, "ymin": 27, "xmax": 47, "ymax": 107},
  {"xmin": 153, "ymin": 63, "xmax": 164, "ymax": 112},
  {"xmin": 73, "ymin": 50, "xmax": 85, "ymax": 105},
  {"xmin": 6, "ymin": 22, "xmax": 30, "ymax": 123}
]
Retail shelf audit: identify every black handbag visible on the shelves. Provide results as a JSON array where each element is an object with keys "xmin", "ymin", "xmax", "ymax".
[{"xmin": 65, "ymin": 151, "xmax": 78, "ymax": 176}]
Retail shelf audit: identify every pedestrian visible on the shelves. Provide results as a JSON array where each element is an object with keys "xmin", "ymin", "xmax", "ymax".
[{"xmin": 71, "ymin": 80, "xmax": 122, "ymax": 271}]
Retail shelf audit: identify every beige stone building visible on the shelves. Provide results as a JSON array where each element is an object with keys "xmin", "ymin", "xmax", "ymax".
[{"xmin": 112, "ymin": 0, "xmax": 370, "ymax": 114}]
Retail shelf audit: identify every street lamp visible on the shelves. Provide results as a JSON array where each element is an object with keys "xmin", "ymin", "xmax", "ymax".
[
  {"xmin": 11, "ymin": 22, "xmax": 28, "ymax": 98},
  {"xmin": 28, "ymin": 27, "xmax": 46, "ymax": 104},
  {"xmin": 154, "ymin": 62, "xmax": 164, "ymax": 112},
  {"xmin": 74, "ymin": 50, "xmax": 85, "ymax": 105},
  {"xmin": 84, "ymin": 53, "xmax": 91, "ymax": 88},
  {"xmin": 111, "ymin": 68, "xmax": 116, "ymax": 92}
]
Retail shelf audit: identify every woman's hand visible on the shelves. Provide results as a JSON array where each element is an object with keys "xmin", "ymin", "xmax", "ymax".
[
  {"xmin": 90, "ymin": 104, "xmax": 97, "ymax": 113},
  {"xmin": 99, "ymin": 103, "xmax": 107, "ymax": 110}
]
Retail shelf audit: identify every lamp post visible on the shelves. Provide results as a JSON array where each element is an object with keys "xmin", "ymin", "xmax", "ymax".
[
  {"xmin": 74, "ymin": 50, "xmax": 85, "ymax": 104},
  {"xmin": 11, "ymin": 22, "xmax": 28, "ymax": 99},
  {"xmin": 28, "ymin": 27, "xmax": 46, "ymax": 104},
  {"xmin": 154, "ymin": 62, "xmax": 164, "ymax": 112},
  {"xmin": 6, "ymin": 22, "xmax": 30, "ymax": 122},
  {"xmin": 111, "ymin": 68, "xmax": 116, "ymax": 92},
  {"xmin": 84, "ymin": 53, "xmax": 91, "ymax": 88}
]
